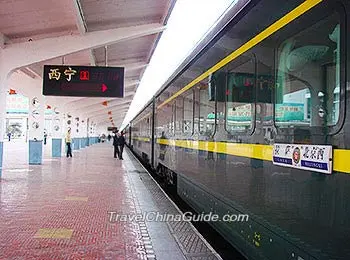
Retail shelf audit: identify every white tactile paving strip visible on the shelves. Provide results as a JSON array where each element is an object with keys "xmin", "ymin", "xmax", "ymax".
[{"xmin": 124, "ymin": 149, "xmax": 223, "ymax": 260}]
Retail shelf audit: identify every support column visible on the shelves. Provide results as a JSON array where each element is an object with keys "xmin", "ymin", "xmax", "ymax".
[
  {"xmin": 80, "ymin": 118, "xmax": 87, "ymax": 148},
  {"xmin": 85, "ymin": 119, "xmax": 89, "ymax": 147},
  {"xmin": 73, "ymin": 116, "xmax": 80, "ymax": 150},
  {"xmin": 28, "ymin": 95, "xmax": 45, "ymax": 164},
  {"xmin": 0, "ymin": 75, "xmax": 8, "ymax": 177},
  {"xmin": 63, "ymin": 112, "xmax": 73, "ymax": 156},
  {"xmin": 89, "ymin": 120, "xmax": 95, "ymax": 145},
  {"xmin": 51, "ymin": 107, "xmax": 63, "ymax": 157},
  {"xmin": 92, "ymin": 122, "xmax": 97, "ymax": 144},
  {"xmin": 86, "ymin": 118, "xmax": 91, "ymax": 146}
]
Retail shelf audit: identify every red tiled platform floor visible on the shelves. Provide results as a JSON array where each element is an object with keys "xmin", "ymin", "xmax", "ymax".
[{"xmin": 0, "ymin": 141, "xmax": 148, "ymax": 259}]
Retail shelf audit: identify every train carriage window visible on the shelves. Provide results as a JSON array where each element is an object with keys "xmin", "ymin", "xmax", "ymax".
[
  {"xmin": 155, "ymin": 97, "xmax": 166, "ymax": 139},
  {"xmin": 224, "ymin": 54, "xmax": 255, "ymax": 134},
  {"xmin": 156, "ymin": 95, "xmax": 172, "ymax": 138},
  {"xmin": 276, "ymin": 11, "xmax": 342, "ymax": 130}
]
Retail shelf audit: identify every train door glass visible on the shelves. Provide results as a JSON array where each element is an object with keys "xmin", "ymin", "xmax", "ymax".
[
  {"xmin": 199, "ymin": 85, "xmax": 216, "ymax": 137},
  {"xmin": 141, "ymin": 118, "xmax": 145, "ymax": 137},
  {"xmin": 183, "ymin": 91, "xmax": 194, "ymax": 136},
  {"xmin": 175, "ymin": 98, "xmax": 184, "ymax": 137},
  {"xmin": 193, "ymin": 88, "xmax": 200, "ymax": 135},
  {"xmin": 146, "ymin": 116, "xmax": 151, "ymax": 139},
  {"xmin": 155, "ymin": 99, "xmax": 166, "ymax": 139},
  {"xmin": 276, "ymin": 12, "xmax": 342, "ymax": 130},
  {"xmin": 170, "ymin": 101, "xmax": 176, "ymax": 137}
]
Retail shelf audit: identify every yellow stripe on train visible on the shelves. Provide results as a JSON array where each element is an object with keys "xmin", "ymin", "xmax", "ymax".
[
  {"xmin": 157, "ymin": 138, "xmax": 350, "ymax": 174},
  {"xmin": 132, "ymin": 137, "xmax": 151, "ymax": 142}
]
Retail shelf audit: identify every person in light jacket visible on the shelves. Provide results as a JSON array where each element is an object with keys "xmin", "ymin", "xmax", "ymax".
[{"xmin": 65, "ymin": 129, "xmax": 72, "ymax": 158}]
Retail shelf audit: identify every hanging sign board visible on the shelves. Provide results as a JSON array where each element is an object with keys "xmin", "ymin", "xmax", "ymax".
[
  {"xmin": 107, "ymin": 127, "xmax": 118, "ymax": 132},
  {"xmin": 43, "ymin": 65, "xmax": 124, "ymax": 97},
  {"xmin": 272, "ymin": 143, "xmax": 333, "ymax": 174}
]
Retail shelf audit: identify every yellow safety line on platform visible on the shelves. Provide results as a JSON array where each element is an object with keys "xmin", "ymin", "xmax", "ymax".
[
  {"xmin": 34, "ymin": 228, "xmax": 73, "ymax": 239},
  {"xmin": 157, "ymin": 0, "xmax": 322, "ymax": 110},
  {"xmin": 156, "ymin": 138, "xmax": 350, "ymax": 174},
  {"xmin": 64, "ymin": 196, "xmax": 88, "ymax": 202}
]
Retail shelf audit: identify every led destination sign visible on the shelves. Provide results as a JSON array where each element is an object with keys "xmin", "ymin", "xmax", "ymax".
[{"xmin": 43, "ymin": 65, "xmax": 124, "ymax": 97}]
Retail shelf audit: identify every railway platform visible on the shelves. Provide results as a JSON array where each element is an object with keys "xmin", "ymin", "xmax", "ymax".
[{"xmin": 0, "ymin": 141, "xmax": 221, "ymax": 260}]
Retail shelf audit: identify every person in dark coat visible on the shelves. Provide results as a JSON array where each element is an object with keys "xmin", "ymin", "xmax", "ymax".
[
  {"xmin": 117, "ymin": 131, "xmax": 126, "ymax": 160},
  {"xmin": 159, "ymin": 131, "xmax": 167, "ymax": 160},
  {"xmin": 44, "ymin": 131, "xmax": 48, "ymax": 145},
  {"xmin": 113, "ymin": 131, "xmax": 120, "ymax": 158}
]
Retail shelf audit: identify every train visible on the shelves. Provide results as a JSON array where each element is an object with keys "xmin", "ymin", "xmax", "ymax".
[{"xmin": 122, "ymin": 0, "xmax": 350, "ymax": 259}]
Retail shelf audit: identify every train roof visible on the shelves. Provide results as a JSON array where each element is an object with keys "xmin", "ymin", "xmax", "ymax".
[{"xmin": 153, "ymin": 0, "xmax": 253, "ymax": 98}]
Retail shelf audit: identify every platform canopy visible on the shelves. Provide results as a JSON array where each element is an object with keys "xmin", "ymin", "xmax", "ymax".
[{"xmin": 0, "ymin": 0, "xmax": 175, "ymax": 128}]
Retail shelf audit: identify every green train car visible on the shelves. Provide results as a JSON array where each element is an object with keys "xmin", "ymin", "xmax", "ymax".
[{"xmin": 125, "ymin": 0, "xmax": 350, "ymax": 259}]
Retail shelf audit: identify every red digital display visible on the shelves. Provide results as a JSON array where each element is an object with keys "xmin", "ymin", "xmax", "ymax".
[{"xmin": 43, "ymin": 65, "xmax": 124, "ymax": 97}]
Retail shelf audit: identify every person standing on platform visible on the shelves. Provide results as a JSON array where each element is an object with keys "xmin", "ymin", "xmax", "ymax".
[
  {"xmin": 44, "ymin": 131, "xmax": 47, "ymax": 145},
  {"xmin": 113, "ymin": 130, "xmax": 120, "ymax": 159},
  {"xmin": 7, "ymin": 132, "xmax": 11, "ymax": 141},
  {"xmin": 117, "ymin": 131, "xmax": 126, "ymax": 160},
  {"xmin": 65, "ymin": 129, "xmax": 73, "ymax": 158}
]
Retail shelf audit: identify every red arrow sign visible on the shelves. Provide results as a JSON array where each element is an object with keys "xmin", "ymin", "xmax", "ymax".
[{"xmin": 102, "ymin": 84, "xmax": 108, "ymax": 92}]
